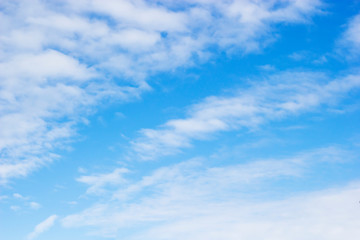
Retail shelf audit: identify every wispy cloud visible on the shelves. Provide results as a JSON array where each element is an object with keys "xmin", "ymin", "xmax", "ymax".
[
  {"xmin": 258, "ymin": 64, "xmax": 275, "ymax": 71},
  {"xmin": 0, "ymin": 195, "xmax": 8, "ymax": 201},
  {"xmin": 77, "ymin": 168, "xmax": 129, "ymax": 195},
  {"xmin": 131, "ymin": 71, "xmax": 360, "ymax": 160},
  {"xmin": 13, "ymin": 193, "xmax": 27, "ymax": 200},
  {"xmin": 338, "ymin": 12, "xmax": 360, "ymax": 57},
  {"xmin": 62, "ymin": 146, "xmax": 357, "ymax": 239},
  {"xmin": 27, "ymin": 215, "xmax": 58, "ymax": 240},
  {"xmin": 127, "ymin": 184, "xmax": 360, "ymax": 240},
  {"xmin": 10, "ymin": 193, "xmax": 42, "ymax": 211},
  {"xmin": 29, "ymin": 201, "xmax": 41, "ymax": 210},
  {"xmin": 10, "ymin": 205, "xmax": 21, "ymax": 211},
  {"xmin": 0, "ymin": 0, "xmax": 323, "ymax": 184}
]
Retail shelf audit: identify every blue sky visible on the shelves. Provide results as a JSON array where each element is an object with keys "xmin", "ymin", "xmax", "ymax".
[{"xmin": 1, "ymin": 0, "xmax": 360, "ymax": 239}]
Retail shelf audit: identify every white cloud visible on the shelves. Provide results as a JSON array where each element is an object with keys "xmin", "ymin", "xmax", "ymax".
[
  {"xmin": 127, "ymin": 185, "xmax": 360, "ymax": 240},
  {"xmin": 77, "ymin": 168, "xmax": 129, "ymax": 195},
  {"xmin": 29, "ymin": 201, "xmax": 41, "ymax": 210},
  {"xmin": 13, "ymin": 193, "xmax": 23, "ymax": 199},
  {"xmin": 0, "ymin": 195, "xmax": 8, "ymax": 201},
  {"xmin": 13, "ymin": 193, "xmax": 28, "ymax": 200},
  {"xmin": 10, "ymin": 205, "xmax": 21, "ymax": 211},
  {"xmin": 11, "ymin": 193, "xmax": 42, "ymax": 210},
  {"xmin": 0, "ymin": 0, "xmax": 324, "ymax": 183},
  {"xmin": 62, "ymin": 147, "xmax": 358, "ymax": 239},
  {"xmin": 0, "ymin": 51, "xmax": 97, "ymax": 184},
  {"xmin": 27, "ymin": 215, "xmax": 58, "ymax": 240},
  {"xmin": 338, "ymin": 12, "xmax": 360, "ymax": 57},
  {"xmin": 258, "ymin": 64, "xmax": 275, "ymax": 71},
  {"xmin": 289, "ymin": 51, "xmax": 309, "ymax": 61},
  {"xmin": 132, "ymin": 71, "xmax": 360, "ymax": 160}
]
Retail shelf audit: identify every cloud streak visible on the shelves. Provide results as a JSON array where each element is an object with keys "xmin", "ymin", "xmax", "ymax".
[
  {"xmin": 62, "ymin": 146, "xmax": 358, "ymax": 239},
  {"xmin": 132, "ymin": 71, "xmax": 360, "ymax": 160},
  {"xmin": 27, "ymin": 215, "xmax": 58, "ymax": 240}
]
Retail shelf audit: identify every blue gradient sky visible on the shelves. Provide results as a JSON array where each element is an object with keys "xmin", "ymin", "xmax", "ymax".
[{"xmin": 1, "ymin": 1, "xmax": 360, "ymax": 240}]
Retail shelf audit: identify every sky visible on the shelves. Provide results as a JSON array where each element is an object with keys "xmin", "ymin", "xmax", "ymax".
[{"xmin": 0, "ymin": 0, "xmax": 360, "ymax": 239}]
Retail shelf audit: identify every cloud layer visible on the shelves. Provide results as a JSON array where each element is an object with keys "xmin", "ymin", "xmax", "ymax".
[
  {"xmin": 0, "ymin": 0, "xmax": 324, "ymax": 184},
  {"xmin": 132, "ymin": 71, "xmax": 360, "ymax": 159},
  {"xmin": 62, "ymin": 146, "xmax": 358, "ymax": 239}
]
